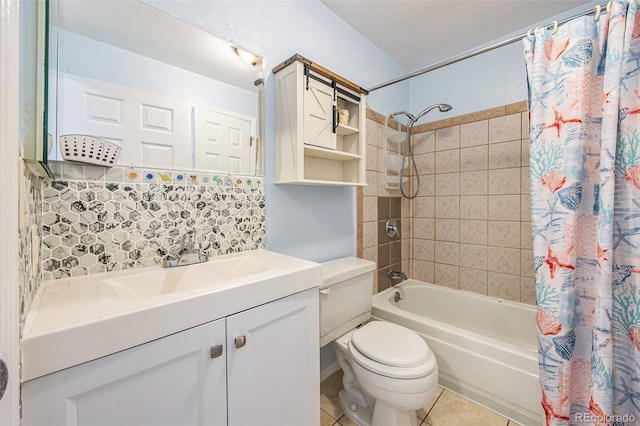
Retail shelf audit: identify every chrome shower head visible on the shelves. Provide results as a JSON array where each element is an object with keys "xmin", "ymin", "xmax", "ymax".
[{"xmin": 412, "ymin": 103, "xmax": 453, "ymax": 123}]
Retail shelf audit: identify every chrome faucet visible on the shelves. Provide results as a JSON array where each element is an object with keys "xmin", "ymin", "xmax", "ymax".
[
  {"xmin": 163, "ymin": 229, "xmax": 209, "ymax": 268},
  {"xmin": 388, "ymin": 270, "xmax": 407, "ymax": 282}
]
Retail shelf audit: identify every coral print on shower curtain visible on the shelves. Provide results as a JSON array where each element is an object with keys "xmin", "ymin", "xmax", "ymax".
[{"xmin": 524, "ymin": 0, "xmax": 640, "ymax": 424}]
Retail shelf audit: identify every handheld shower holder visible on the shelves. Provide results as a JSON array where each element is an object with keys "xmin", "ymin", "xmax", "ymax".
[{"xmin": 383, "ymin": 103, "xmax": 452, "ymax": 198}]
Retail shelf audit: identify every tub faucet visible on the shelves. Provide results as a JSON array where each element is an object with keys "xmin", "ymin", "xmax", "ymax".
[
  {"xmin": 388, "ymin": 270, "xmax": 407, "ymax": 282},
  {"xmin": 163, "ymin": 229, "xmax": 209, "ymax": 268}
]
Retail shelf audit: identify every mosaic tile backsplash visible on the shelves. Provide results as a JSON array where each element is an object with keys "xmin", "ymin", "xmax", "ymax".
[
  {"xmin": 41, "ymin": 177, "xmax": 266, "ymax": 281},
  {"xmin": 19, "ymin": 163, "xmax": 44, "ymax": 332}
]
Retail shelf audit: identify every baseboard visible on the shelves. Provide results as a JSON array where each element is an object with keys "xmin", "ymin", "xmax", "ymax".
[{"xmin": 320, "ymin": 361, "xmax": 341, "ymax": 382}]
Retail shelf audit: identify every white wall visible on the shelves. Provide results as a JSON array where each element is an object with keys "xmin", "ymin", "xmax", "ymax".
[
  {"xmin": 1, "ymin": 0, "xmax": 21, "ymax": 421},
  {"xmin": 407, "ymin": 1, "xmax": 601, "ymax": 122},
  {"xmin": 145, "ymin": 0, "xmax": 409, "ymax": 262},
  {"xmin": 409, "ymin": 42, "xmax": 526, "ymax": 119}
]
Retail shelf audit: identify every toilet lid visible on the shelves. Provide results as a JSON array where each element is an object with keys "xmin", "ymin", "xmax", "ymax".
[{"xmin": 350, "ymin": 321, "xmax": 430, "ymax": 368}]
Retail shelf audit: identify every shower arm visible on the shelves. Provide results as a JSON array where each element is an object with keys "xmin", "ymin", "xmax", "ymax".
[
  {"xmin": 390, "ymin": 104, "xmax": 452, "ymax": 127},
  {"xmin": 388, "ymin": 111, "xmax": 416, "ymax": 124}
]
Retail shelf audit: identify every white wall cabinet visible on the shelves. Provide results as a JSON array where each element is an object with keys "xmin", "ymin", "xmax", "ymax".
[
  {"xmin": 21, "ymin": 288, "xmax": 319, "ymax": 426},
  {"xmin": 274, "ymin": 54, "xmax": 367, "ymax": 186}
]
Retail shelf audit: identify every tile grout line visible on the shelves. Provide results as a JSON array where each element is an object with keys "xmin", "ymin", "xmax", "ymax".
[{"xmin": 419, "ymin": 388, "xmax": 446, "ymax": 424}]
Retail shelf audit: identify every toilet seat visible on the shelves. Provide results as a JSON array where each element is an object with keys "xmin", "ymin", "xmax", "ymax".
[{"xmin": 348, "ymin": 322, "xmax": 436, "ymax": 379}]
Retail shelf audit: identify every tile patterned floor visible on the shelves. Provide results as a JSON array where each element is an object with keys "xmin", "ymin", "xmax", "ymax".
[{"xmin": 321, "ymin": 370, "xmax": 522, "ymax": 426}]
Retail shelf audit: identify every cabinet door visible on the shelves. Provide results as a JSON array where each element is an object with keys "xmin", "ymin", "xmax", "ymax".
[
  {"xmin": 22, "ymin": 319, "xmax": 227, "ymax": 426},
  {"xmin": 226, "ymin": 288, "xmax": 319, "ymax": 426},
  {"xmin": 303, "ymin": 76, "xmax": 336, "ymax": 150}
]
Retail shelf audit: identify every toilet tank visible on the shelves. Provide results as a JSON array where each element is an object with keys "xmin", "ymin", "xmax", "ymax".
[{"xmin": 320, "ymin": 257, "xmax": 376, "ymax": 347}]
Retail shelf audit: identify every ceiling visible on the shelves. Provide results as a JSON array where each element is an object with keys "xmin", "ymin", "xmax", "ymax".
[{"xmin": 320, "ymin": 0, "xmax": 596, "ymax": 71}]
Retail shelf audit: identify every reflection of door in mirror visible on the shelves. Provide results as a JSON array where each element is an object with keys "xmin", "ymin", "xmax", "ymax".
[
  {"xmin": 59, "ymin": 75, "xmax": 191, "ymax": 170},
  {"xmin": 193, "ymin": 107, "xmax": 255, "ymax": 175}
]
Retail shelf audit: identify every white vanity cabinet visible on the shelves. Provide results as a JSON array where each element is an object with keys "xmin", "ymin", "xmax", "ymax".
[
  {"xmin": 21, "ymin": 288, "xmax": 319, "ymax": 426},
  {"xmin": 226, "ymin": 287, "xmax": 319, "ymax": 425},
  {"xmin": 274, "ymin": 54, "xmax": 367, "ymax": 186},
  {"xmin": 22, "ymin": 318, "xmax": 227, "ymax": 425}
]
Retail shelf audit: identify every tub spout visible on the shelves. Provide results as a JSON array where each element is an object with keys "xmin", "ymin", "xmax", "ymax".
[{"xmin": 388, "ymin": 270, "xmax": 407, "ymax": 282}]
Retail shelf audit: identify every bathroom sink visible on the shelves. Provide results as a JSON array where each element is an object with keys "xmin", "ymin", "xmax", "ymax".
[
  {"xmin": 21, "ymin": 249, "xmax": 321, "ymax": 382},
  {"xmin": 100, "ymin": 251, "xmax": 290, "ymax": 299}
]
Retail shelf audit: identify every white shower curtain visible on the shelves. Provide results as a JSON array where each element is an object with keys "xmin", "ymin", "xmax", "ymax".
[{"xmin": 524, "ymin": 1, "xmax": 640, "ymax": 424}]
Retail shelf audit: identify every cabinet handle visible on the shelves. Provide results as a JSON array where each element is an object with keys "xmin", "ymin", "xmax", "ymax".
[
  {"xmin": 210, "ymin": 344, "xmax": 223, "ymax": 359},
  {"xmin": 235, "ymin": 335, "xmax": 247, "ymax": 349}
]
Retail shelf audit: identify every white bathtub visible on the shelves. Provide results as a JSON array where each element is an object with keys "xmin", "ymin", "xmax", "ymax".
[{"xmin": 372, "ymin": 280, "xmax": 542, "ymax": 426}]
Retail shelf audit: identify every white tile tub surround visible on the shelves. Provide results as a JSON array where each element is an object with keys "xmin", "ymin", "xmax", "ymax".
[
  {"xmin": 364, "ymin": 170, "xmax": 378, "ymax": 196},
  {"xmin": 460, "ymin": 220, "xmax": 487, "ymax": 245},
  {"xmin": 488, "ymin": 168, "xmax": 520, "ymax": 195},
  {"xmin": 460, "ymin": 196, "xmax": 487, "ymax": 220},
  {"xmin": 413, "ymin": 217, "xmax": 435, "ymax": 240},
  {"xmin": 435, "ymin": 173, "xmax": 459, "ymax": 196},
  {"xmin": 487, "ymin": 221, "xmax": 520, "ymax": 248},
  {"xmin": 460, "ymin": 170, "xmax": 487, "ymax": 195},
  {"xmin": 460, "ymin": 145, "xmax": 488, "ymax": 171},
  {"xmin": 435, "ymin": 219, "xmax": 459, "ymax": 242},
  {"xmin": 435, "ymin": 241, "xmax": 459, "ymax": 265},
  {"xmin": 459, "ymin": 244, "xmax": 487, "ymax": 270},
  {"xmin": 416, "ymin": 153, "xmax": 435, "ymax": 175},
  {"xmin": 488, "ymin": 195, "xmax": 521, "ymax": 221},
  {"xmin": 434, "ymin": 263, "xmax": 459, "ymax": 288},
  {"xmin": 488, "ymin": 114, "xmax": 521, "ymax": 144},
  {"xmin": 414, "ymin": 196, "xmax": 434, "ymax": 218},
  {"xmin": 414, "ymin": 130, "xmax": 435, "ymax": 155},
  {"xmin": 459, "ymin": 268, "xmax": 489, "ymax": 294},
  {"xmin": 489, "ymin": 140, "xmax": 521, "ymax": 169},
  {"xmin": 460, "ymin": 120, "xmax": 489, "ymax": 148},
  {"xmin": 435, "ymin": 126, "xmax": 460, "ymax": 151},
  {"xmin": 413, "ymin": 239, "xmax": 435, "ymax": 262},
  {"xmin": 408, "ymin": 103, "xmax": 535, "ymax": 304},
  {"xmin": 360, "ymin": 104, "xmax": 534, "ymax": 304},
  {"xmin": 436, "ymin": 196, "xmax": 460, "ymax": 218},
  {"xmin": 363, "ymin": 220, "xmax": 378, "ymax": 249},
  {"xmin": 363, "ymin": 196, "xmax": 378, "ymax": 222},
  {"xmin": 434, "ymin": 150, "xmax": 459, "ymax": 174}
]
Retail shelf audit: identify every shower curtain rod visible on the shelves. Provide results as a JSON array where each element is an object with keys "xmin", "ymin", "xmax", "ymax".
[{"xmin": 367, "ymin": 2, "xmax": 608, "ymax": 92}]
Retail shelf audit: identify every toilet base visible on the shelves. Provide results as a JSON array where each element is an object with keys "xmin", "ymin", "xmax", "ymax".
[
  {"xmin": 338, "ymin": 389, "xmax": 373, "ymax": 426},
  {"xmin": 371, "ymin": 400, "xmax": 419, "ymax": 426},
  {"xmin": 339, "ymin": 389, "xmax": 419, "ymax": 426}
]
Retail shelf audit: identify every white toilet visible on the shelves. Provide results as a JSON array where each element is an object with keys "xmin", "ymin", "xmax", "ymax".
[{"xmin": 320, "ymin": 257, "xmax": 438, "ymax": 426}]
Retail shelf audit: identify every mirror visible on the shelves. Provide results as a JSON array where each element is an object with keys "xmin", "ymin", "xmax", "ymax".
[
  {"xmin": 19, "ymin": 0, "xmax": 50, "ymax": 177},
  {"xmin": 48, "ymin": 0, "xmax": 264, "ymax": 176}
]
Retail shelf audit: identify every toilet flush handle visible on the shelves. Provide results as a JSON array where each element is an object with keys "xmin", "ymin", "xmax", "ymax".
[{"xmin": 319, "ymin": 288, "xmax": 331, "ymax": 295}]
